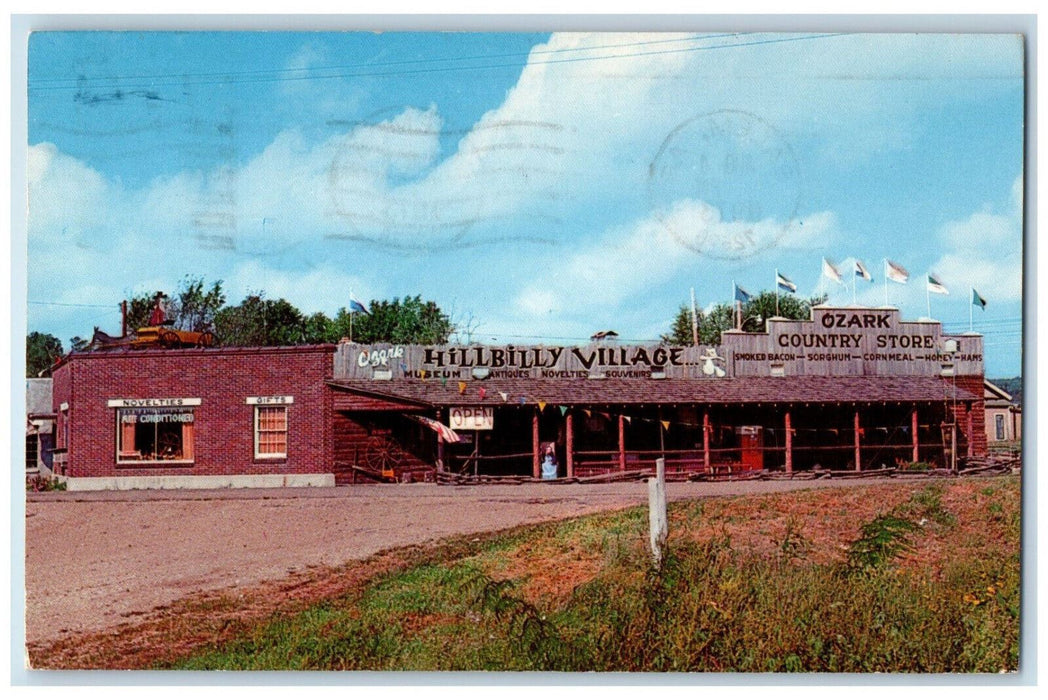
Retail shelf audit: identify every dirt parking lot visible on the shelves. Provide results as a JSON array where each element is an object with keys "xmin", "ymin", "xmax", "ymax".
[{"xmin": 25, "ymin": 479, "xmax": 886, "ymax": 647}]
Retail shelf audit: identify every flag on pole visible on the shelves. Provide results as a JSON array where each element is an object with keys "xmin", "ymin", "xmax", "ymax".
[
  {"xmin": 972, "ymin": 288, "xmax": 987, "ymax": 309},
  {"xmin": 776, "ymin": 272, "xmax": 797, "ymax": 293},
  {"xmin": 927, "ymin": 274, "xmax": 949, "ymax": 295},
  {"xmin": 348, "ymin": 295, "xmax": 370, "ymax": 315},
  {"xmin": 733, "ymin": 283, "xmax": 751, "ymax": 302},
  {"xmin": 855, "ymin": 260, "xmax": 873, "ymax": 281},
  {"xmin": 414, "ymin": 416, "xmax": 462, "ymax": 443},
  {"xmin": 822, "ymin": 258, "xmax": 844, "ymax": 285},
  {"xmin": 885, "ymin": 260, "xmax": 909, "ymax": 284}
]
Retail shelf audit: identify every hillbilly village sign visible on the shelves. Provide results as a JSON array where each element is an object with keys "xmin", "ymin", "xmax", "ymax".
[{"xmin": 334, "ymin": 308, "xmax": 983, "ymax": 381}]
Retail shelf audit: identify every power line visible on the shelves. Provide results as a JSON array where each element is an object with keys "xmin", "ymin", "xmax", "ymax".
[
  {"xmin": 28, "ymin": 300, "xmax": 115, "ymax": 309},
  {"xmin": 29, "ymin": 33, "xmax": 746, "ymax": 86},
  {"xmin": 28, "ymin": 33, "xmax": 846, "ymax": 93}
]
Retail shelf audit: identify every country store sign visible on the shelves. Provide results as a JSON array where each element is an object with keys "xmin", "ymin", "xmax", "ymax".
[{"xmin": 334, "ymin": 308, "xmax": 983, "ymax": 380}]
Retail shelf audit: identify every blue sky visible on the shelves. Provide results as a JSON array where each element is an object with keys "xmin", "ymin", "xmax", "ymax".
[{"xmin": 25, "ymin": 31, "xmax": 1025, "ymax": 376}]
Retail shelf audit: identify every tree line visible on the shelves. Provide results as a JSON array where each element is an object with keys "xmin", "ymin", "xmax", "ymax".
[
  {"xmin": 26, "ymin": 276, "xmax": 454, "ymax": 376},
  {"xmin": 661, "ymin": 290, "xmax": 827, "ymax": 345},
  {"xmin": 26, "ymin": 279, "xmax": 823, "ymax": 377}
]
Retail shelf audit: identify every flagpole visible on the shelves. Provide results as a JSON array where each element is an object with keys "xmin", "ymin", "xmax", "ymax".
[
  {"xmin": 883, "ymin": 259, "xmax": 888, "ymax": 307},
  {"xmin": 775, "ymin": 269, "xmax": 780, "ymax": 317},
  {"xmin": 690, "ymin": 287, "xmax": 699, "ymax": 346},
  {"xmin": 349, "ymin": 291, "xmax": 354, "ymax": 343},
  {"xmin": 852, "ymin": 260, "xmax": 857, "ymax": 305},
  {"xmin": 926, "ymin": 279, "xmax": 931, "ymax": 319},
  {"xmin": 969, "ymin": 286, "xmax": 974, "ymax": 333}
]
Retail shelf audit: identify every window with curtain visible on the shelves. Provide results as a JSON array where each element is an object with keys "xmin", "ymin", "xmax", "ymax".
[
  {"xmin": 255, "ymin": 406, "xmax": 288, "ymax": 459},
  {"xmin": 116, "ymin": 408, "xmax": 195, "ymax": 463}
]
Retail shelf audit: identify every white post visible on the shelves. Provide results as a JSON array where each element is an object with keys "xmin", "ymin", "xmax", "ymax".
[{"xmin": 649, "ymin": 457, "xmax": 668, "ymax": 567}]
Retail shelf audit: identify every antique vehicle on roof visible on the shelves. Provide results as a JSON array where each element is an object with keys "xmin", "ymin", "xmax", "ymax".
[{"xmin": 87, "ymin": 293, "xmax": 216, "ymax": 350}]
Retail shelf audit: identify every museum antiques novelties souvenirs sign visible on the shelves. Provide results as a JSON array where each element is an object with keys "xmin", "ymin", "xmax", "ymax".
[{"xmin": 335, "ymin": 308, "xmax": 982, "ymax": 381}]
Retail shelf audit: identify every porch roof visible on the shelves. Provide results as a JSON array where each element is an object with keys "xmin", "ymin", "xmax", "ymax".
[{"xmin": 327, "ymin": 375, "xmax": 980, "ymax": 409}]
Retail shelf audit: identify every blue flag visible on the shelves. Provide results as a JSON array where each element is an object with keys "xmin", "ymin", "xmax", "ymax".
[
  {"xmin": 776, "ymin": 272, "xmax": 797, "ymax": 293},
  {"xmin": 349, "ymin": 296, "xmax": 370, "ymax": 315},
  {"xmin": 734, "ymin": 283, "xmax": 751, "ymax": 303}
]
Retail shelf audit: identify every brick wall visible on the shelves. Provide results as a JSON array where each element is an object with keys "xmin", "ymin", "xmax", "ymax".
[{"xmin": 53, "ymin": 346, "xmax": 334, "ymax": 478}]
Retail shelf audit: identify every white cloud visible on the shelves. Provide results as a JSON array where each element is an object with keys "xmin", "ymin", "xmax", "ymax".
[
  {"xmin": 26, "ymin": 33, "xmax": 1023, "ymax": 346},
  {"xmin": 512, "ymin": 199, "xmax": 837, "ymax": 318},
  {"xmin": 932, "ymin": 174, "xmax": 1023, "ymax": 302}
]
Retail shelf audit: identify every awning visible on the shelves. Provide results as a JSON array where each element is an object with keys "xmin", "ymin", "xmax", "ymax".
[{"xmin": 329, "ymin": 375, "xmax": 981, "ymax": 408}]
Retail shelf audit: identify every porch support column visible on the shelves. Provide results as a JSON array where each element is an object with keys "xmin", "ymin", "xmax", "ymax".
[
  {"xmin": 854, "ymin": 409, "xmax": 862, "ymax": 472},
  {"xmin": 532, "ymin": 409, "xmax": 541, "ymax": 479},
  {"xmin": 703, "ymin": 410, "xmax": 711, "ymax": 473},
  {"xmin": 784, "ymin": 410, "xmax": 793, "ymax": 474},
  {"xmin": 618, "ymin": 414, "xmax": 626, "ymax": 471},
  {"xmin": 436, "ymin": 409, "xmax": 445, "ymax": 472},
  {"xmin": 566, "ymin": 411, "xmax": 574, "ymax": 478},
  {"xmin": 966, "ymin": 404, "xmax": 974, "ymax": 458},
  {"xmin": 912, "ymin": 407, "xmax": 919, "ymax": 463}
]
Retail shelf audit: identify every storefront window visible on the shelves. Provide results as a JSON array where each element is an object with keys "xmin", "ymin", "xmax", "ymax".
[
  {"xmin": 116, "ymin": 408, "xmax": 195, "ymax": 462},
  {"xmin": 255, "ymin": 406, "xmax": 288, "ymax": 458}
]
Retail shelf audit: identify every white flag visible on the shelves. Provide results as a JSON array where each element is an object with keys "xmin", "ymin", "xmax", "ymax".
[
  {"xmin": 927, "ymin": 274, "xmax": 949, "ymax": 295},
  {"xmin": 885, "ymin": 260, "xmax": 909, "ymax": 284},
  {"xmin": 822, "ymin": 258, "xmax": 844, "ymax": 285}
]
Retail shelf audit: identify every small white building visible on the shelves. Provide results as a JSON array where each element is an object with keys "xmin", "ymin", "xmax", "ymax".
[
  {"xmin": 26, "ymin": 378, "xmax": 55, "ymax": 475},
  {"xmin": 984, "ymin": 380, "xmax": 1021, "ymax": 444}
]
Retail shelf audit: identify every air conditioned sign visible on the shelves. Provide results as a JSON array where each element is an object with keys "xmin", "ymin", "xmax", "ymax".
[{"xmin": 448, "ymin": 406, "xmax": 494, "ymax": 431}]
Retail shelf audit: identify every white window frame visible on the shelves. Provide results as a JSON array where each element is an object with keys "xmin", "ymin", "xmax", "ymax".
[
  {"xmin": 115, "ymin": 407, "xmax": 196, "ymax": 464},
  {"xmin": 995, "ymin": 413, "xmax": 1006, "ymax": 441},
  {"xmin": 254, "ymin": 405, "xmax": 289, "ymax": 460}
]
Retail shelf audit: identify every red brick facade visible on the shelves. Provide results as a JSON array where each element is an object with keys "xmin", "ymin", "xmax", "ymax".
[{"xmin": 51, "ymin": 345, "xmax": 334, "ymax": 479}]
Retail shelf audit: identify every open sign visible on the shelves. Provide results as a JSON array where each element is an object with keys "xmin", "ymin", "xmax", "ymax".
[{"xmin": 449, "ymin": 407, "xmax": 494, "ymax": 431}]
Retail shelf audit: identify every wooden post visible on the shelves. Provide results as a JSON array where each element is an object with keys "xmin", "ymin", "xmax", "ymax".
[
  {"xmin": 565, "ymin": 410, "xmax": 575, "ymax": 479},
  {"xmin": 649, "ymin": 458, "xmax": 668, "ymax": 567},
  {"xmin": 912, "ymin": 407, "xmax": 919, "ymax": 463},
  {"xmin": 854, "ymin": 410, "xmax": 862, "ymax": 472},
  {"xmin": 966, "ymin": 404, "xmax": 974, "ymax": 458},
  {"xmin": 703, "ymin": 411, "xmax": 711, "ymax": 473},
  {"xmin": 950, "ymin": 422, "xmax": 958, "ymax": 473},
  {"xmin": 532, "ymin": 409, "xmax": 540, "ymax": 479},
  {"xmin": 436, "ymin": 409, "xmax": 445, "ymax": 472},
  {"xmin": 784, "ymin": 410, "xmax": 793, "ymax": 474},
  {"xmin": 618, "ymin": 413, "xmax": 626, "ymax": 471}
]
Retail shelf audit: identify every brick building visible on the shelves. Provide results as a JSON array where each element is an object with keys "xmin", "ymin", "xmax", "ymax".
[
  {"xmin": 51, "ymin": 345, "xmax": 335, "ymax": 490},
  {"xmin": 51, "ymin": 307, "xmax": 987, "ymax": 490}
]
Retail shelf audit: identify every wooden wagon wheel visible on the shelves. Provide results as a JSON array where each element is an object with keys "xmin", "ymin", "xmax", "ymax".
[
  {"xmin": 364, "ymin": 435, "xmax": 405, "ymax": 476},
  {"xmin": 159, "ymin": 330, "xmax": 181, "ymax": 348},
  {"xmin": 197, "ymin": 331, "xmax": 215, "ymax": 348},
  {"xmin": 157, "ymin": 432, "xmax": 181, "ymax": 459}
]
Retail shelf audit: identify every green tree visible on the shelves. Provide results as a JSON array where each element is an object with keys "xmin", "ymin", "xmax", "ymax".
[
  {"xmin": 302, "ymin": 311, "xmax": 334, "ymax": 344},
  {"xmin": 662, "ymin": 290, "xmax": 827, "ymax": 345},
  {"xmin": 124, "ymin": 290, "xmax": 161, "ymax": 331},
  {"xmin": 330, "ymin": 295, "xmax": 454, "ymax": 344},
  {"xmin": 214, "ymin": 294, "xmax": 307, "ymax": 347},
  {"xmin": 26, "ymin": 332, "xmax": 64, "ymax": 377},
  {"xmin": 169, "ymin": 276, "xmax": 226, "ymax": 332}
]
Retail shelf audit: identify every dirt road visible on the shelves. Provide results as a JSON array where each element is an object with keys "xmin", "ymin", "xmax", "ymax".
[{"xmin": 25, "ymin": 479, "xmax": 887, "ymax": 646}]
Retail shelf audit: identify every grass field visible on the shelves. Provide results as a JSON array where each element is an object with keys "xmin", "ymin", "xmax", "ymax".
[{"xmin": 153, "ymin": 477, "xmax": 1020, "ymax": 673}]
